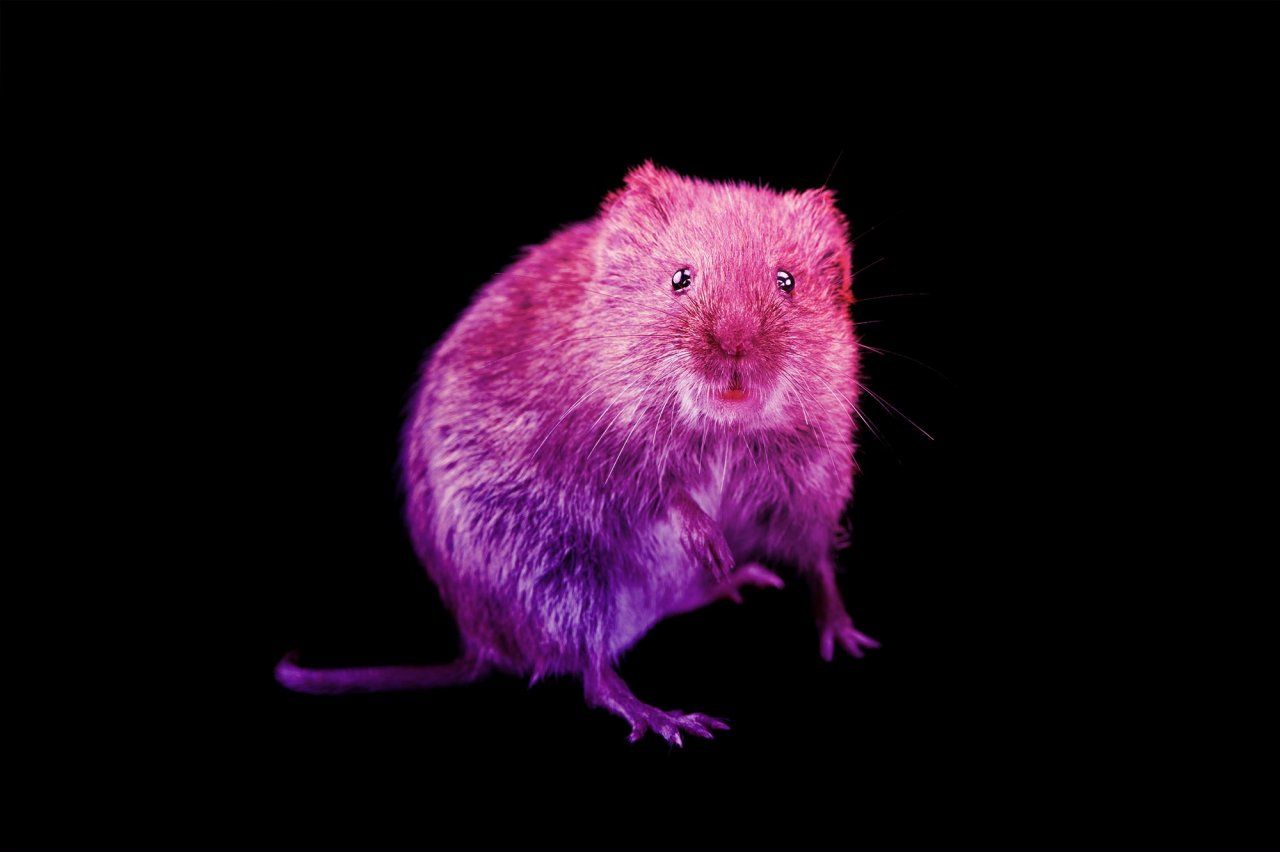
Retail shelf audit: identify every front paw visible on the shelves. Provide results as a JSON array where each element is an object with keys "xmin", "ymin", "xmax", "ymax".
[
  {"xmin": 671, "ymin": 491, "xmax": 733, "ymax": 581},
  {"xmin": 680, "ymin": 518, "xmax": 734, "ymax": 582},
  {"xmin": 721, "ymin": 563, "xmax": 785, "ymax": 604},
  {"xmin": 818, "ymin": 609, "xmax": 880, "ymax": 661},
  {"xmin": 699, "ymin": 528, "xmax": 736, "ymax": 582}
]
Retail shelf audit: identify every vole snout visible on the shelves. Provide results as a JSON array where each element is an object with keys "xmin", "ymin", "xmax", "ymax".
[{"xmin": 710, "ymin": 313, "xmax": 759, "ymax": 358}]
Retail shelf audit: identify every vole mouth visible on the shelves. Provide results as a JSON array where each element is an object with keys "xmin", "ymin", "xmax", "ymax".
[{"xmin": 719, "ymin": 371, "xmax": 747, "ymax": 402}]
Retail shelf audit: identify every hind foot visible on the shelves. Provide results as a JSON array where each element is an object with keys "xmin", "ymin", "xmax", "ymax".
[
  {"xmin": 817, "ymin": 607, "xmax": 880, "ymax": 661},
  {"xmin": 584, "ymin": 665, "xmax": 729, "ymax": 746},
  {"xmin": 808, "ymin": 557, "xmax": 880, "ymax": 661},
  {"xmin": 622, "ymin": 705, "xmax": 730, "ymax": 746}
]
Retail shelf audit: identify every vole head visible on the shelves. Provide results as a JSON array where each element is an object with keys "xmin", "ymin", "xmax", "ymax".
[{"xmin": 594, "ymin": 162, "xmax": 856, "ymax": 430}]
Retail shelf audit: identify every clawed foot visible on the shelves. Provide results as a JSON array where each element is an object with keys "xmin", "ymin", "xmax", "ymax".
[
  {"xmin": 720, "ymin": 562, "xmax": 785, "ymax": 604},
  {"xmin": 624, "ymin": 706, "xmax": 731, "ymax": 746},
  {"xmin": 818, "ymin": 611, "xmax": 880, "ymax": 661},
  {"xmin": 585, "ymin": 665, "xmax": 730, "ymax": 747}
]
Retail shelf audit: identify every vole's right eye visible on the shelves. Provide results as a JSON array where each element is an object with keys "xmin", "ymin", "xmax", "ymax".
[{"xmin": 671, "ymin": 268, "xmax": 693, "ymax": 292}]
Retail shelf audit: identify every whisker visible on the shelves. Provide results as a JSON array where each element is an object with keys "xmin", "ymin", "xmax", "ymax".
[
  {"xmin": 851, "ymin": 291, "xmax": 929, "ymax": 304},
  {"xmin": 786, "ymin": 374, "xmax": 812, "ymax": 431},
  {"xmin": 812, "ymin": 371, "xmax": 884, "ymax": 445},
  {"xmin": 799, "ymin": 375, "xmax": 841, "ymax": 454},
  {"xmin": 821, "ymin": 149, "xmax": 844, "ymax": 189},
  {"xmin": 857, "ymin": 341, "xmax": 955, "ymax": 385},
  {"xmin": 647, "ymin": 379, "xmax": 678, "ymax": 455},
  {"xmin": 573, "ymin": 285, "xmax": 690, "ymax": 325},
  {"xmin": 854, "ymin": 380, "xmax": 934, "ymax": 441},
  {"xmin": 605, "ymin": 368, "xmax": 677, "ymax": 482},
  {"xmin": 585, "ymin": 378, "xmax": 646, "ymax": 460},
  {"xmin": 651, "ymin": 385, "xmax": 681, "ymax": 491},
  {"xmin": 850, "ymin": 214, "xmax": 897, "ymax": 244},
  {"xmin": 531, "ymin": 359, "xmax": 642, "ymax": 458},
  {"xmin": 851, "ymin": 256, "xmax": 886, "ymax": 277},
  {"xmin": 478, "ymin": 332, "xmax": 674, "ymax": 370},
  {"xmin": 505, "ymin": 272, "xmax": 688, "ymax": 324}
]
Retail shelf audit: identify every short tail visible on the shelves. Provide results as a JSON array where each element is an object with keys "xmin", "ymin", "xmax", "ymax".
[{"xmin": 274, "ymin": 650, "xmax": 490, "ymax": 695}]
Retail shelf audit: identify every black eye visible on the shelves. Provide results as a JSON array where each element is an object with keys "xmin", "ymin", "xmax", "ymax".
[
  {"xmin": 776, "ymin": 270, "xmax": 795, "ymax": 293},
  {"xmin": 671, "ymin": 268, "xmax": 693, "ymax": 291}
]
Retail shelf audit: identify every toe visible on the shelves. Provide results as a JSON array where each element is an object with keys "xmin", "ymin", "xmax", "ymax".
[
  {"xmin": 741, "ymin": 565, "xmax": 784, "ymax": 589},
  {"xmin": 676, "ymin": 713, "xmax": 724, "ymax": 739},
  {"xmin": 853, "ymin": 629, "xmax": 881, "ymax": 649},
  {"xmin": 686, "ymin": 713, "xmax": 730, "ymax": 733},
  {"xmin": 710, "ymin": 540, "xmax": 735, "ymax": 581},
  {"xmin": 681, "ymin": 719, "xmax": 713, "ymax": 739},
  {"xmin": 649, "ymin": 716, "xmax": 684, "ymax": 746},
  {"xmin": 838, "ymin": 631, "xmax": 866, "ymax": 658}
]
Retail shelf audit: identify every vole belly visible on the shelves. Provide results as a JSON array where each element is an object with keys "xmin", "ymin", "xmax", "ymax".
[
  {"xmin": 687, "ymin": 447, "xmax": 770, "ymax": 559},
  {"xmin": 611, "ymin": 449, "xmax": 782, "ymax": 656},
  {"xmin": 609, "ymin": 463, "xmax": 730, "ymax": 656}
]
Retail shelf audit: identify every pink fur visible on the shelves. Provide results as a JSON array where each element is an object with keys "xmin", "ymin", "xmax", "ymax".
[{"xmin": 277, "ymin": 163, "xmax": 878, "ymax": 745}]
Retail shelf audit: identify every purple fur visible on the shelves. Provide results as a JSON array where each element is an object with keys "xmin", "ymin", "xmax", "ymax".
[{"xmin": 277, "ymin": 163, "xmax": 878, "ymax": 745}]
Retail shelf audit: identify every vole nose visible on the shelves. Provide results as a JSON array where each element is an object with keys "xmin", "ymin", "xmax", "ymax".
[{"xmin": 712, "ymin": 317, "xmax": 756, "ymax": 357}]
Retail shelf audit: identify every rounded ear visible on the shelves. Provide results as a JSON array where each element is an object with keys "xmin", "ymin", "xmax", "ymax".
[
  {"xmin": 621, "ymin": 160, "xmax": 677, "ymax": 195},
  {"xmin": 595, "ymin": 162, "xmax": 685, "ymax": 272},
  {"xmin": 599, "ymin": 160, "xmax": 682, "ymax": 226},
  {"xmin": 800, "ymin": 188, "xmax": 855, "ymax": 304},
  {"xmin": 829, "ymin": 245, "xmax": 855, "ymax": 305},
  {"xmin": 799, "ymin": 188, "xmax": 851, "ymax": 237}
]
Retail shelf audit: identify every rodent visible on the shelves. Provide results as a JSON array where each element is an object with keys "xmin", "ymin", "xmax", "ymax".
[{"xmin": 276, "ymin": 162, "xmax": 878, "ymax": 744}]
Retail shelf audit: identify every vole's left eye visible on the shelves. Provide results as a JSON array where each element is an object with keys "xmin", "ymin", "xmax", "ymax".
[
  {"xmin": 776, "ymin": 270, "xmax": 795, "ymax": 293},
  {"xmin": 671, "ymin": 268, "xmax": 693, "ymax": 291}
]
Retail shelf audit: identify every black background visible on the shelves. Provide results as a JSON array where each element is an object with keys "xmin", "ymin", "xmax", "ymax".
[{"xmin": 5, "ymin": 1, "xmax": 1276, "ymax": 847}]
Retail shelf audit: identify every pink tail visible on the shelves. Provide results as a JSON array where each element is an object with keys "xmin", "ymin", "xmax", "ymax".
[{"xmin": 274, "ymin": 650, "xmax": 489, "ymax": 695}]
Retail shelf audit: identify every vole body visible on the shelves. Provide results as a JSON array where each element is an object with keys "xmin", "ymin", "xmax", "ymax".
[{"xmin": 277, "ymin": 163, "xmax": 878, "ymax": 743}]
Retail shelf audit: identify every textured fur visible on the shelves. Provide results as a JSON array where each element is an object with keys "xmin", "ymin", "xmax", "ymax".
[{"xmin": 277, "ymin": 163, "xmax": 878, "ymax": 744}]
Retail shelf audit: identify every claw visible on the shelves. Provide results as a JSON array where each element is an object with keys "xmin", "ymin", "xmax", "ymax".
[
  {"xmin": 625, "ymin": 709, "xmax": 730, "ymax": 745},
  {"xmin": 679, "ymin": 718, "xmax": 710, "ymax": 739},
  {"xmin": 840, "ymin": 627, "xmax": 879, "ymax": 657},
  {"xmin": 738, "ymin": 564, "xmax": 785, "ymax": 590},
  {"xmin": 708, "ymin": 538, "xmax": 734, "ymax": 582},
  {"xmin": 680, "ymin": 713, "xmax": 729, "ymax": 738},
  {"xmin": 852, "ymin": 629, "xmax": 881, "ymax": 649},
  {"xmin": 589, "ymin": 666, "xmax": 729, "ymax": 746},
  {"xmin": 679, "ymin": 504, "xmax": 733, "ymax": 582}
]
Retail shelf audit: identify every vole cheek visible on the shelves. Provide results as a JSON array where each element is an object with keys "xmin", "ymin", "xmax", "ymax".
[{"xmin": 672, "ymin": 375, "xmax": 706, "ymax": 423}]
